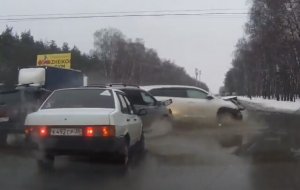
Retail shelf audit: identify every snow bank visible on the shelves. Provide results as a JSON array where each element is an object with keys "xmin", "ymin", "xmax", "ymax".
[{"xmin": 238, "ymin": 97, "xmax": 300, "ymax": 114}]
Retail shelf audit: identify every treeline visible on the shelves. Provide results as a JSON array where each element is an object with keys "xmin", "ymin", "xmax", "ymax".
[
  {"xmin": 224, "ymin": 0, "xmax": 300, "ymax": 101},
  {"xmin": 0, "ymin": 27, "xmax": 208, "ymax": 90}
]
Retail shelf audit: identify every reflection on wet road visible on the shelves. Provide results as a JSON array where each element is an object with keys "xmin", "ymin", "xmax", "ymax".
[{"xmin": 1, "ymin": 110, "xmax": 300, "ymax": 190}]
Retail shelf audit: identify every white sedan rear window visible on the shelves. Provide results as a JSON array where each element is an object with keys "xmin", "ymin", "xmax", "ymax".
[{"xmin": 42, "ymin": 89, "xmax": 115, "ymax": 109}]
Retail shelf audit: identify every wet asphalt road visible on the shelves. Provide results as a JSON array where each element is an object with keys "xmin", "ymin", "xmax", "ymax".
[{"xmin": 1, "ymin": 108, "xmax": 300, "ymax": 190}]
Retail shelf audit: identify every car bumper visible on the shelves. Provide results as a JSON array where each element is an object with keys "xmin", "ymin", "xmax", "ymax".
[{"xmin": 29, "ymin": 136, "xmax": 126, "ymax": 156}]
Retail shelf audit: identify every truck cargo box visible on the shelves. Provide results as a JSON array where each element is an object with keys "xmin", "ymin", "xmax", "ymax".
[{"xmin": 18, "ymin": 67, "xmax": 84, "ymax": 91}]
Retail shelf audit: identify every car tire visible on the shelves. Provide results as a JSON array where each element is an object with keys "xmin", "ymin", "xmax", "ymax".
[
  {"xmin": 0, "ymin": 132, "xmax": 7, "ymax": 146},
  {"xmin": 136, "ymin": 132, "xmax": 145, "ymax": 153},
  {"xmin": 217, "ymin": 112, "xmax": 234, "ymax": 127},
  {"xmin": 118, "ymin": 141, "xmax": 130, "ymax": 166},
  {"xmin": 37, "ymin": 153, "xmax": 55, "ymax": 171}
]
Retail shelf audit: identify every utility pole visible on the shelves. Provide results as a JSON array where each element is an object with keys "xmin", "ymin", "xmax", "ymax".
[
  {"xmin": 198, "ymin": 70, "xmax": 201, "ymax": 82},
  {"xmin": 195, "ymin": 68, "xmax": 201, "ymax": 86},
  {"xmin": 195, "ymin": 68, "xmax": 201, "ymax": 81}
]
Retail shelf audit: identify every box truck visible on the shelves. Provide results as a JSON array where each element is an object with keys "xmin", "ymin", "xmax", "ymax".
[{"xmin": 0, "ymin": 67, "xmax": 86, "ymax": 145}]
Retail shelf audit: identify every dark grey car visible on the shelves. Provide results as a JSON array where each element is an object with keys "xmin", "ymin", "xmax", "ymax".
[{"xmin": 108, "ymin": 84, "xmax": 173, "ymax": 131}]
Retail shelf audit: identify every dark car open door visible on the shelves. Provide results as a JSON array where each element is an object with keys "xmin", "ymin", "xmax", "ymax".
[{"xmin": 121, "ymin": 89, "xmax": 166, "ymax": 129}]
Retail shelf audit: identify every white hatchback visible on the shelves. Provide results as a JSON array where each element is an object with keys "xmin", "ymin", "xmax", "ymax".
[{"xmin": 25, "ymin": 88, "xmax": 146, "ymax": 169}]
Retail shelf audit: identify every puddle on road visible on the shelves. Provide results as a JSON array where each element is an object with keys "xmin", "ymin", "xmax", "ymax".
[
  {"xmin": 144, "ymin": 119, "xmax": 173, "ymax": 139},
  {"xmin": 144, "ymin": 109, "xmax": 300, "ymax": 167},
  {"xmin": 145, "ymin": 125, "xmax": 251, "ymax": 166},
  {"xmin": 144, "ymin": 111, "xmax": 269, "ymax": 167}
]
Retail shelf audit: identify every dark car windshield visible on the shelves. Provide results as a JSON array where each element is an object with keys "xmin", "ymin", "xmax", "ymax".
[
  {"xmin": 121, "ymin": 89, "xmax": 156, "ymax": 106},
  {"xmin": 41, "ymin": 89, "xmax": 115, "ymax": 109},
  {"xmin": 0, "ymin": 90, "xmax": 21, "ymax": 106}
]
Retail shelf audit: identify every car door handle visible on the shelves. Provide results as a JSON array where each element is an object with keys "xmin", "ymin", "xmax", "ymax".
[
  {"xmin": 134, "ymin": 118, "xmax": 137, "ymax": 121},
  {"xmin": 127, "ymin": 119, "xmax": 130, "ymax": 122}
]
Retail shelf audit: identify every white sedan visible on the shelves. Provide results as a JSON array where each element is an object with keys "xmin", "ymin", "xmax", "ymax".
[
  {"xmin": 142, "ymin": 85, "xmax": 243, "ymax": 127},
  {"xmin": 25, "ymin": 88, "xmax": 146, "ymax": 169}
]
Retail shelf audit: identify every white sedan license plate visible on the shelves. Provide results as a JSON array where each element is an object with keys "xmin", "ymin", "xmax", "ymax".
[{"xmin": 51, "ymin": 128, "xmax": 82, "ymax": 136}]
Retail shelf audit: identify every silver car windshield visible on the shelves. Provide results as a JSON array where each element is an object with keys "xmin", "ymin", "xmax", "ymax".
[{"xmin": 149, "ymin": 88, "xmax": 208, "ymax": 99}]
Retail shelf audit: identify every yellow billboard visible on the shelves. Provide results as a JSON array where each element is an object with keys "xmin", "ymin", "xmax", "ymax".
[{"xmin": 37, "ymin": 53, "xmax": 71, "ymax": 69}]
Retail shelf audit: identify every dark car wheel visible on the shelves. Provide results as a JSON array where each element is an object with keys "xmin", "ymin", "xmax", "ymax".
[
  {"xmin": 118, "ymin": 142, "xmax": 130, "ymax": 166},
  {"xmin": 37, "ymin": 153, "xmax": 55, "ymax": 171},
  {"xmin": 136, "ymin": 133, "xmax": 145, "ymax": 153},
  {"xmin": 217, "ymin": 112, "xmax": 234, "ymax": 127},
  {"xmin": 0, "ymin": 132, "xmax": 7, "ymax": 146}
]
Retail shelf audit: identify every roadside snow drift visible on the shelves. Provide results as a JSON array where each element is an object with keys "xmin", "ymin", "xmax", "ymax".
[{"xmin": 238, "ymin": 97, "xmax": 300, "ymax": 114}]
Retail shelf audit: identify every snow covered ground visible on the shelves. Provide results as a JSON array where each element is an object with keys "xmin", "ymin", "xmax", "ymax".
[{"xmin": 238, "ymin": 97, "xmax": 300, "ymax": 114}]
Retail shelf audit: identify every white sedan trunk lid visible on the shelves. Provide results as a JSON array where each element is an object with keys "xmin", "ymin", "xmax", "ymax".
[{"xmin": 25, "ymin": 108, "xmax": 115, "ymax": 126}]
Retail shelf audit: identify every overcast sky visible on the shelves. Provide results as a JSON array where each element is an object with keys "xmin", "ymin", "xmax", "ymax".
[{"xmin": 0, "ymin": 0, "xmax": 249, "ymax": 93}]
